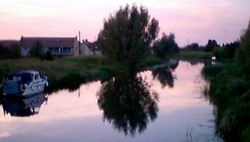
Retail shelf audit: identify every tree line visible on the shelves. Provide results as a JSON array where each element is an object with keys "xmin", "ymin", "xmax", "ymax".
[{"xmin": 0, "ymin": 43, "xmax": 20, "ymax": 59}]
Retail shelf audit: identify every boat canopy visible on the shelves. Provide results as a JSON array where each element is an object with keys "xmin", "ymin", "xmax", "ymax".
[{"xmin": 6, "ymin": 72, "xmax": 33, "ymax": 83}]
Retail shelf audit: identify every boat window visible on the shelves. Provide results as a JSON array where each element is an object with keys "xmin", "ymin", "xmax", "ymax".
[
  {"xmin": 6, "ymin": 72, "xmax": 33, "ymax": 82},
  {"xmin": 20, "ymin": 73, "xmax": 33, "ymax": 82},
  {"xmin": 35, "ymin": 74, "xmax": 39, "ymax": 80}
]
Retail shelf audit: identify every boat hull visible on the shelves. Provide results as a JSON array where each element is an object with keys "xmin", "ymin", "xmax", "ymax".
[{"xmin": 3, "ymin": 81, "xmax": 48, "ymax": 97}]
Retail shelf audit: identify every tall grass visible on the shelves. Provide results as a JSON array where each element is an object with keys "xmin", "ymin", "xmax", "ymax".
[{"xmin": 203, "ymin": 61, "xmax": 250, "ymax": 141}]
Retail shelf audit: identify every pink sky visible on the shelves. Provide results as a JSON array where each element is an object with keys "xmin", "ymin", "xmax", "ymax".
[{"xmin": 0, "ymin": 0, "xmax": 249, "ymax": 46}]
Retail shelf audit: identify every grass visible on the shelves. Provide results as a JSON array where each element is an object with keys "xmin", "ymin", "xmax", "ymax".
[
  {"xmin": 202, "ymin": 61, "xmax": 250, "ymax": 141},
  {"xmin": 0, "ymin": 55, "xmax": 163, "ymax": 94},
  {"xmin": 138, "ymin": 56, "xmax": 164, "ymax": 69},
  {"xmin": 0, "ymin": 56, "xmax": 109, "ymax": 93},
  {"xmin": 173, "ymin": 51, "xmax": 212, "ymax": 60},
  {"xmin": 201, "ymin": 63, "xmax": 224, "ymax": 80}
]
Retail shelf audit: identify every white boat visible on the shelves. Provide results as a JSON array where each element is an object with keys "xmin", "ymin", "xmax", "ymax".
[{"xmin": 2, "ymin": 70, "xmax": 48, "ymax": 97}]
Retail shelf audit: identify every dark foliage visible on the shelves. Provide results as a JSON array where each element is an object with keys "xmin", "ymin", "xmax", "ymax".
[
  {"xmin": 30, "ymin": 41, "xmax": 44, "ymax": 59},
  {"xmin": 204, "ymin": 20, "xmax": 250, "ymax": 142},
  {"xmin": 236, "ymin": 21, "xmax": 250, "ymax": 80},
  {"xmin": 97, "ymin": 4, "xmax": 159, "ymax": 71},
  {"xmin": 0, "ymin": 43, "xmax": 20, "ymax": 59},
  {"xmin": 45, "ymin": 51, "xmax": 54, "ymax": 61},
  {"xmin": 213, "ymin": 41, "xmax": 240, "ymax": 61},
  {"xmin": 153, "ymin": 33, "xmax": 179, "ymax": 59},
  {"xmin": 182, "ymin": 42, "xmax": 204, "ymax": 51},
  {"xmin": 151, "ymin": 60, "xmax": 178, "ymax": 88},
  {"xmin": 9, "ymin": 44, "xmax": 21, "ymax": 59},
  {"xmin": 204, "ymin": 39, "xmax": 220, "ymax": 52},
  {"xmin": 97, "ymin": 74, "xmax": 158, "ymax": 136},
  {"xmin": 0, "ymin": 44, "xmax": 10, "ymax": 58}
]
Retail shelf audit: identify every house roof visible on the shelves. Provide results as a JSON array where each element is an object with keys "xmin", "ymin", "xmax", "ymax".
[
  {"xmin": 20, "ymin": 37, "xmax": 77, "ymax": 48},
  {"xmin": 85, "ymin": 41, "xmax": 97, "ymax": 49},
  {"xmin": 83, "ymin": 40, "xmax": 100, "ymax": 51}
]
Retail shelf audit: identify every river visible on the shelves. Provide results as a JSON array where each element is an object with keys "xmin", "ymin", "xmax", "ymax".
[{"xmin": 0, "ymin": 61, "xmax": 222, "ymax": 142}]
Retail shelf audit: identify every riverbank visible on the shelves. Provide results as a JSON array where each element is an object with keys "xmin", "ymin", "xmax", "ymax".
[
  {"xmin": 173, "ymin": 51, "xmax": 212, "ymax": 60},
  {"xmin": 202, "ymin": 21, "xmax": 250, "ymax": 142},
  {"xmin": 0, "ymin": 56, "xmax": 117, "ymax": 93},
  {"xmin": 0, "ymin": 56, "xmax": 163, "ymax": 94},
  {"xmin": 203, "ymin": 61, "xmax": 250, "ymax": 142}
]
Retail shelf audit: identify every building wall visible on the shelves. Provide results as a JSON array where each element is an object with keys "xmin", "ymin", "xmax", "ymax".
[
  {"xmin": 80, "ymin": 41, "xmax": 101, "ymax": 56},
  {"xmin": 19, "ymin": 37, "xmax": 104, "ymax": 57},
  {"xmin": 73, "ymin": 39, "xmax": 80, "ymax": 56},
  {"xmin": 82, "ymin": 42, "xmax": 92, "ymax": 56},
  {"xmin": 20, "ymin": 37, "xmax": 80, "ymax": 57}
]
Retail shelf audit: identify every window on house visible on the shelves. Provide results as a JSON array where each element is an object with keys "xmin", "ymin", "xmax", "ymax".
[
  {"xmin": 62, "ymin": 47, "xmax": 71, "ymax": 54},
  {"xmin": 49, "ymin": 47, "xmax": 60, "ymax": 54}
]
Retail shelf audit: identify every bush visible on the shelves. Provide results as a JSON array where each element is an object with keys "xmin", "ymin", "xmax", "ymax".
[
  {"xmin": 202, "ymin": 63, "xmax": 224, "ymax": 80},
  {"xmin": 219, "ymin": 103, "xmax": 250, "ymax": 142},
  {"xmin": 45, "ymin": 51, "xmax": 54, "ymax": 61}
]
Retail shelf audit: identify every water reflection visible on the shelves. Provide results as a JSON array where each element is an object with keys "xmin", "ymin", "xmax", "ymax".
[
  {"xmin": 97, "ymin": 74, "xmax": 159, "ymax": 136},
  {"xmin": 152, "ymin": 60, "xmax": 178, "ymax": 88},
  {"xmin": 0, "ymin": 61, "xmax": 222, "ymax": 142},
  {"xmin": 2, "ymin": 93, "xmax": 47, "ymax": 117}
]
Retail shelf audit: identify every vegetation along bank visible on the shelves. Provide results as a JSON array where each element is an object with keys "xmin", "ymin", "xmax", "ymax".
[{"xmin": 203, "ymin": 21, "xmax": 250, "ymax": 142}]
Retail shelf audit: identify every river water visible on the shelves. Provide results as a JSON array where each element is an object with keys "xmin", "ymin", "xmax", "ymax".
[{"xmin": 0, "ymin": 61, "xmax": 223, "ymax": 142}]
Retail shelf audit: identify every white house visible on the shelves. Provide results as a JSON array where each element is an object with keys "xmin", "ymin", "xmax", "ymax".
[
  {"xmin": 19, "ymin": 36, "xmax": 80, "ymax": 57},
  {"xmin": 80, "ymin": 40, "xmax": 101, "ymax": 56}
]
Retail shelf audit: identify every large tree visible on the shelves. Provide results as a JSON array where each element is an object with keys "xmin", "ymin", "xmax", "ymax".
[{"xmin": 97, "ymin": 5, "xmax": 159, "ymax": 70}]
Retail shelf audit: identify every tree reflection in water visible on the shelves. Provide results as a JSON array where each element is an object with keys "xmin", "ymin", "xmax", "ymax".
[
  {"xmin": 97, "ymin": 74, "xmax": 159, "ymax": 136},
  {"xmin": 152, "ymin": 60, "xmax": 178, "ymax": 88}
]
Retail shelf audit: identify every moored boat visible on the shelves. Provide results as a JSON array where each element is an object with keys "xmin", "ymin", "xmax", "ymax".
[{"xmin": 2, "ymin": 70, "xmax": 48, "ymax": 97}]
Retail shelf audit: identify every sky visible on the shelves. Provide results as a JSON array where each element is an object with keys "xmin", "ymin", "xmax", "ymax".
[{"xmin": 0, "ymin": 0, "xmax": 249, "ymax": 46}]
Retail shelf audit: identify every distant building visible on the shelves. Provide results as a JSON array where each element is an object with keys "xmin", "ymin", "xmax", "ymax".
[
  {"xmin": 19, "ymin": 36, "xmax": 79, "ymax": 57},
  {"xmin": 80, "ymin": 39, "xmax": 101, "ymax": 56}
]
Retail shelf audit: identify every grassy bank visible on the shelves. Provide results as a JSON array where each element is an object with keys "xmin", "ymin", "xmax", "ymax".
[
  {"xmin": 173, "ymin": 51, "xmax": 212, "ymax": 60},
  {"xmin": 203, "ymin": 62, "xmax": 250, "ymax": 142},
  {"xmin": 202, "ymin": 21, "xmax": 250, "ymax": 142},
  {"xmin": 0, "ymin": 56, "xmax": 118, "ymax": 93},
  {"xmin": 0, "ymin": 56, "xmax": 163, "ymax": 93}
]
